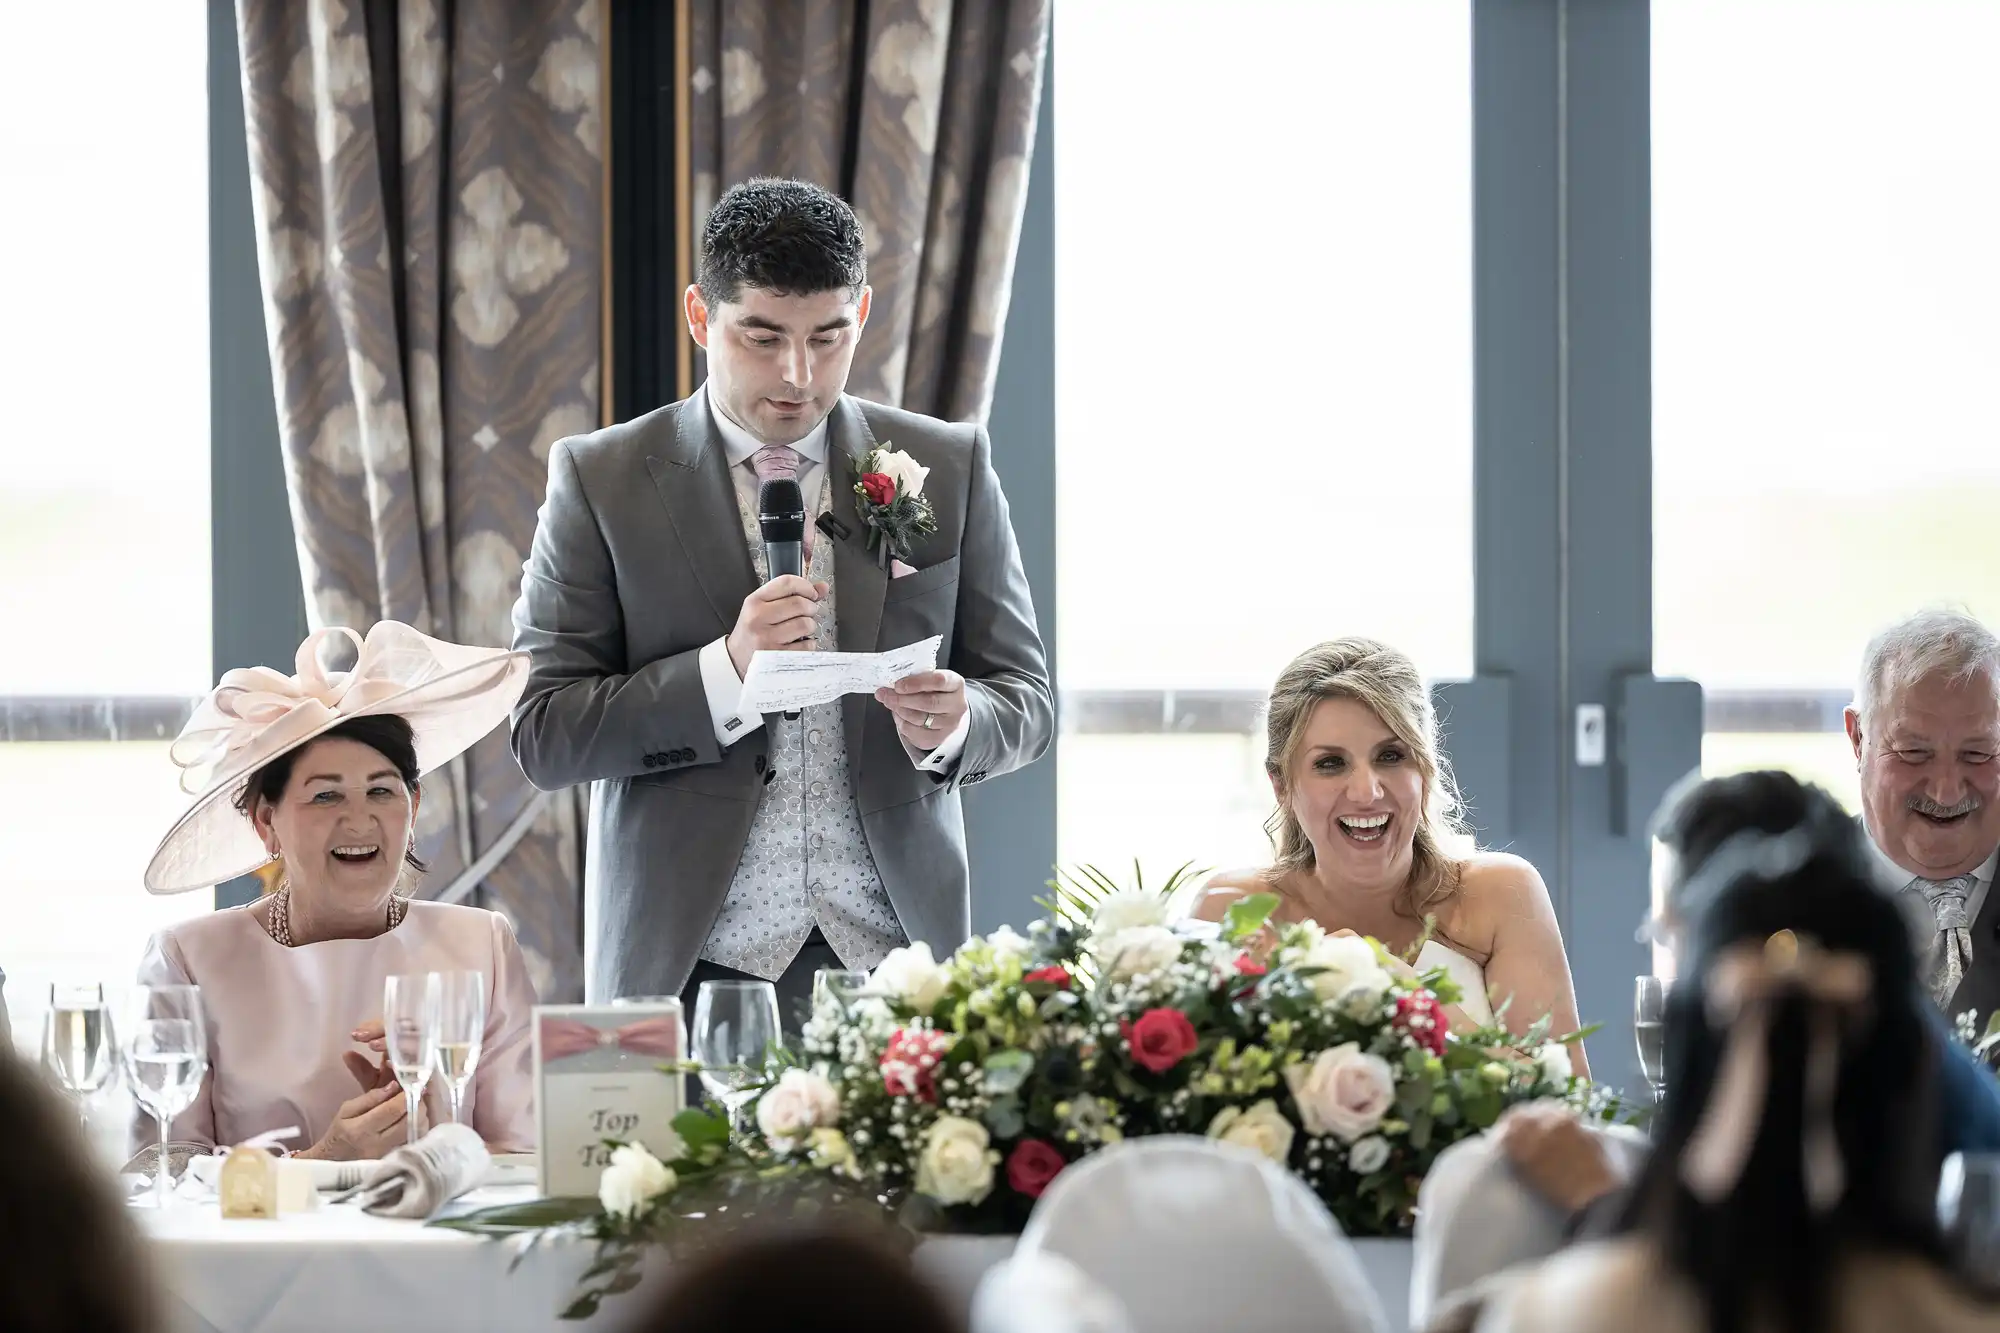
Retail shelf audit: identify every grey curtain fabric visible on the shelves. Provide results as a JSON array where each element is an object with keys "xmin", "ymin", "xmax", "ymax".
[
  {"xmin": 687, "ymin": 0, "xmax": 1051, "ymax": 423},
  {"xmin": 235, "ymin": 0, "xmax": 602, "ymax": 998}
]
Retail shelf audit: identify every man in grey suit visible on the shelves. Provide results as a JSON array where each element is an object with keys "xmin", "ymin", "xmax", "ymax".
[
  {"xmin": 510, "ymin": 178, "xmax": 1053, "ymax": 1019},
  {"xmin": 1846, "ymin": 608, "xmax": 2000, "ymax": 1043}
]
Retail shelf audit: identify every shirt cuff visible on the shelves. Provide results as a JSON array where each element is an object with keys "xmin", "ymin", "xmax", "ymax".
[
  {"xmin": 698, "ymin": 636, "xmax": 764, "ymax": 747},
  {"xmin": 907, "ymin": 710, "xmax": 971, "ymax": 774}
]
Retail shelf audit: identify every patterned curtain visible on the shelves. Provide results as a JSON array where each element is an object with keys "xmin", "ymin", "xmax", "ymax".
[
  {"xmin": 235, "ymin": 0, "xmax": 602, "ymax": 999},
  {"xmin": 688, "ymin": 0, "xmax": 1050, "ymax": 424}
]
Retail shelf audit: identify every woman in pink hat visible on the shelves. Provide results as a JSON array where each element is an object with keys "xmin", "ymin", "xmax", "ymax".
[{"xmin": 136, "ymin": 622, "xmax": 539, "ymax": 1161}]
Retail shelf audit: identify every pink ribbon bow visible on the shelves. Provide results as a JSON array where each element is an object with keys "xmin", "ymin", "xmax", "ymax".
[{"xmin": 538, "ymin": 1016, "xmax": 681, "ymax": 1062}]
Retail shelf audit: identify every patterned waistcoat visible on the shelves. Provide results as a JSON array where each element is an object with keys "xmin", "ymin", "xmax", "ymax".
[{"xmin": 694, "ymin": 474, "xmax": 908, "ymax": 980}]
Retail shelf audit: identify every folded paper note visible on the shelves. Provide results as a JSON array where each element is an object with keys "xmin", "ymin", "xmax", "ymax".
[{"xmin": 740, "ymin": 635, "xmax": 943, "ymax": 714}]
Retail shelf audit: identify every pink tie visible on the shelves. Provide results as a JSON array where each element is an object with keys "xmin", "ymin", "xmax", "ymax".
[{"xmin": 751, "ymin": 443, "xmax": 812, "ymax": 559}]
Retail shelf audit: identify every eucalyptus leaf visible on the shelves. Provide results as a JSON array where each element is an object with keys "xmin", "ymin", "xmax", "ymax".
[
  {"xmin": 983, "ymin": 1096, "xmax": 1026, "ymax": 1139},
  {"xmin": 983, "ymin": 1049, "xmax": 1035, "ymax": 1095},
  {"xmin": 1221, "ymin": 892, "xmax": 1280, "ymax": 943},
  {"xmin": 672, "ymin": 1108, "xmax": 731, "ymax": 1151}
]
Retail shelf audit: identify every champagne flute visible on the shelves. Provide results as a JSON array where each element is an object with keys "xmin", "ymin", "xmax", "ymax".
[
  {"xmin": 1939, "ymin": 1152, "xmax": 2000, "ymax": 1285},
  {"xmin": 432, "ymin": 971, "xmax": 485, "ymax": 1127},
  {"xmin": 383, "ymin": 973, "xmax": 440, "ymax": 1146},
  {"xmin": 692, "ymin": 980, "xmax": 780, "ymax": 1135},
  {"xmin": 42, "ymin": 984, "xmax": 118, "ymax": 1106},
  {"xmin": 1635, "ymin": 976, "xmax": 1669, "ymax": 1106},
  {"xmin": 120, "ymin": 985, "xmax": 207, "ymax": 1209},
  {"xmin": 812, "ymin": 968, "xmax": 871, "ymax": 1015}
]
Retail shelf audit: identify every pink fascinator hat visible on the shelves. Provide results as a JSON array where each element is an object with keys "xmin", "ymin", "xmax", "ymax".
[{"xmin": 143, "ymin": 621, "xmax": 528, "ymax": 895}]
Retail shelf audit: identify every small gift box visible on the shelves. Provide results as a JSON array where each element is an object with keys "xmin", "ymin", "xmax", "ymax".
[{"xmin": 217, "ymin": 1126, "xmax": 314, "ymax": 1218}]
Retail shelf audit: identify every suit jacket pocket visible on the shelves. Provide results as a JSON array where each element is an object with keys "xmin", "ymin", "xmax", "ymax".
[{"xmin": 882, "ymin": 554, "xmax": 961, "ymax": 604}]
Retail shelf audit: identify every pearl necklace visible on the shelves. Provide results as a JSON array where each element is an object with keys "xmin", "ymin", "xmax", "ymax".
[{"xmin": 265, "ymin": 883, "xmax": 407, "ymax": 947}]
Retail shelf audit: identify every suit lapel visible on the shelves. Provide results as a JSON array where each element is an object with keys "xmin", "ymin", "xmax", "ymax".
[
  {"xmin": 830, "ymin": 396, "xmax": 887, "ymax": 764},
  {"xmin": 644, "ymin": 394, "xmax": 757, "ymax": 635}
]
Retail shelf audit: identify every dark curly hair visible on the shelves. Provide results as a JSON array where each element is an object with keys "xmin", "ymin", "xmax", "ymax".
[
  {"xmin": 697, "ymin": 177, "xmax": 867, "ymax": 306},
  {"xmin": 233, "ymin": 714, "xmax": 428, "ymax": 874}
]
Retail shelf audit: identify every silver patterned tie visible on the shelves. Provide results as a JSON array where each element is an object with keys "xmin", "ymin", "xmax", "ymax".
[{"xmin": 1913, "ymin": 873, "xmax": 1979, "ymax": 1008}]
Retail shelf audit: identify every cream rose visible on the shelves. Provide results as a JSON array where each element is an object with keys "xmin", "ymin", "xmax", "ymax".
[
  {"xmin": 1206, "ymin": 1099, "xmax": 1297, "ymax": 1165},
  {"xmin": 755, "ymin": 1068, "xmax": 842, "ymax": 1147},
  {"xmin": 1348, "ymin": 1134, "xmax": 1392, "ymax": 1175},
  {"xmin": 1284, "ymin": 1043, "xmax": 1398, "ymax": 1143},
  {"xmin": 914, "ymin": 1115, "xmax": 998, "ymax": 1205},
  {"xmin": 597, "ymin": 1143, "xmax": 676, "ymax": 1219},
  {"xmin": 872, "ymin": 942, "xmax": 950, "ymax": 1013},
  {"xmin": 1090, "ymin": 889, "xmax": 1168, "ymax": 937},
  {"xmin": 985, "ymin": 924, "xmax": 1033, "ymax": 972},
  {"xmin": 1536, "ymin": 1042, "xmax": 1574, "ymax": 1085},
  {"xmin": 807, "ymin": 1127, "xmax": 858, "ymax": 1176},
  {"xmin": 1098, "ymin": 925, "xmax": 1182, "ymax": 982},
  {"xmin": 872, "ymin": 446, "xmax": 931, "ymax": 498},
  {"xmin": 1301, "ymin": 934, "xmax": 1393, "ymax": 1008}
]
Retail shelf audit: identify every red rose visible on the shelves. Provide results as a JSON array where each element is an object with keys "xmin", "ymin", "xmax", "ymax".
[
  {"xmin": 1023, "ymin": 965, "xmax": 1073, "ymax": 988},
  {"xmin": 1233, "ymin": 953, "xmax": 1268, "ymax": 977},
  {"xmin": 1121, "ymin": 1007, "xmax": 1199, "ymax": 1074},
  {"xmin": 1393, "ymin": 992, "xmax": 1449, "ymax": 1057},
  {"xmin": 1005, "ymin": 1139, "xmax": 1067, "ymax": 1198},
  {"xmin": 860, "ymin": 472, "xmax": 897, "ymax": 507},
  {"xmin": 880, "ymin": 1027, "xmax": 952, "ymax": 1102}
]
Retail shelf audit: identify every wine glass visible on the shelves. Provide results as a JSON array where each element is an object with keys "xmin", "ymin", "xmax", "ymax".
[
  {"xmin": 42, "ymin": 984, "xmax": 118, "ymax": 1107},
  {"xmin": 1635, "ymin": 976, "xmax": 1669, "ymax": 1107},
  {"xmin": 383, "ymin": 973, "xmax": 440, "ymax": 1146},
  {"xmin": 692, "ymin": 980, "xmax": 781, "ymax": 1134},
  {"xmin": 431, "ymin": 972, "xmax": 485, "ymax": 1127},
  {"xmin": 120, "ymin": 985, "xmax": 207, "ymax": 1209},
  {"xmin": 1939, "ymin": 1153, "xmax": 2000, "ymax": 1285},
  {"xmin": 812, "ymin": 968, "xmax": 871, "ymax": 1014}
]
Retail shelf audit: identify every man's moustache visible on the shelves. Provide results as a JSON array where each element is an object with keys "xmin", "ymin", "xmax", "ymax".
[{"xmin": 1908, "ymin": 795, "xmax": 1983, "ymax": 817}]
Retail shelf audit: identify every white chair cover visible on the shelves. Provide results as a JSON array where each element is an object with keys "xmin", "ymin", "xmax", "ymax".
[
  {"xmin": 975, "ymin": 1136, "xmax": 1390, "ymax": 1333},
  {"xmin": 1408, "ymin": 1123, "xmax": 1651, "ymax": 1329},
  {"xmin": 969, "ymin": 1251, "xmax": 1136, "ymax": 1333}
]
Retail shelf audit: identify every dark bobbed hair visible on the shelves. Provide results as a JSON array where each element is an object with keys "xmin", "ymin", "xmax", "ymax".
[
  {"xmin": 1619, "ymin": 823, "xmax": 1970, "ymax": 1333},
  {"xmin": 232, "ymin": 713, "xmax": 427, "ymax": 874},
  {"xmin": 0, "ymin": 1050, "xmax": 159, "ymax": 1332},
  {"xmin": 697, "ymin": 177, "xmax": 867, "ymax": 307},
  {"xmin": 632, "ymin": 1222, "xmax": 961, "ymax": 1333}
]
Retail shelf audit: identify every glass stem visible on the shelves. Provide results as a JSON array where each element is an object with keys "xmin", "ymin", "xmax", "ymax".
[
  {"xmin": 449, "ymin": 1082, "xmax": 465, "ymax": 1127},
  {"xmin": 156, "ymin": 1111, "xmax": 172, "ymax": 1208},
  {"xmin": 406, "ymin": 1086, "xmax": 422, "ymax": 1145}
]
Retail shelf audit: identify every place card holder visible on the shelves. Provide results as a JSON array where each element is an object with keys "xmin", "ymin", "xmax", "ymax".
[{"xmin": 532, "ymin": 1001, "xmax": 685, "ymax": 1199}]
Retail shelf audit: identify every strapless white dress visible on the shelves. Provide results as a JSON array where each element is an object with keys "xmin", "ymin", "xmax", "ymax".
[{"xmin": 1414, "ymin": 940, "xmax": 1495, "ymax": 1026}]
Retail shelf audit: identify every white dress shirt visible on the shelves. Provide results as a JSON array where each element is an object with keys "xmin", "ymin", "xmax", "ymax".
[
  {"xmin": 1865, "ymin": 819, "xmax": 1997, "ymax": 937},
  {"xmin": 693, "ymin": 385, "xmax": 969, "ymax": 773}
]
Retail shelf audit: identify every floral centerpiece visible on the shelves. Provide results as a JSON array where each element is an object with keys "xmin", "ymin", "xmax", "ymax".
[{"xmin": 440, "ymin": 878, "xmax": 1610, "ymax": 1318}]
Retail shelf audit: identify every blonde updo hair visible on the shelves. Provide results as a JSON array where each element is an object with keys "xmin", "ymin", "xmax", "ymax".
[{"xmin": 1263, "ymin": 638, "xmax": 1470, "ymax": 922}]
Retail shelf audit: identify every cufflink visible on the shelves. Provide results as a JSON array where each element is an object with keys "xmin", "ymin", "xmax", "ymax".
[{"xmin": 724, "ymin": 716, "xmax": 743, "ymax": 733}]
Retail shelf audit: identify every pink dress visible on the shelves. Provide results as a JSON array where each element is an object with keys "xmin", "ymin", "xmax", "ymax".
[{"xmin": 135, "ymin": 900, "xmax": 537, "ymax": 1154}]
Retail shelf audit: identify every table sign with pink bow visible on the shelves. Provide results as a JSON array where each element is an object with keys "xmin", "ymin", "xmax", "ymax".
[{"xmin": 532, "ymin": 1003, "xmax": 685, "ymax": 1197}]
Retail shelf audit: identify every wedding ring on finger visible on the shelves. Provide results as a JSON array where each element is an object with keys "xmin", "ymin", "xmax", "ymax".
[{"xmin": 923, "ymin": 712, "xmax": 936, "ymax": 730}]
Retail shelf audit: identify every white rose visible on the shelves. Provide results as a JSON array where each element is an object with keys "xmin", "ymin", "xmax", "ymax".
[
  {"xmin": 1284, "ymin": 1043, "xmax": 1398, "ymax": 1143},
  {"xmin": 1098, "ymin": 925, "xmax": 1183, "ymax": 981},
  {"xmin": 1206, "ymin": 1099, "xmax": 1296, "ymax": 1165},
  {"xmin": 1348, "ymin": 1135, "xmax": 1391, "ymax": 1175},
  {"xmin": 597, "ymin": 1143, "xmax": 676, "ymax": 1219},
  {"xmin": 1302, "ymin": 934, "xmax": 1394, "ymax": 1008},
  {"xmin": 1090, "ymin": 889, "xmax": 1168, "ymax": 937},
  {"xmin": 872, "ymin": 446, "xmax": 931, "ymax": 498},
  {"xmin": 871, "ymin": 942, "xmax": 950, "ymax": 1013},
  {"xmin": 914, "ymin": 1115, "xmax": 998, "ymax": 1205},
  {"xmin": 754, "ymin": 1068, "xmax": 842, "ymax": 1147},
  {"xmin": 1536, "ymin": 1042, "xmax": 1574, "ymax": 1085},
  {"xmin": 986, "ymin": 924, "xmax": 1033, "ymax": 971}
]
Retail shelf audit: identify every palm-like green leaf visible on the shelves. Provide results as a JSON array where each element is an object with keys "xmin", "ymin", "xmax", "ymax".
[{"xmin": 1047, "ymin": 859, "xmax": 1208, "ymax": 927}]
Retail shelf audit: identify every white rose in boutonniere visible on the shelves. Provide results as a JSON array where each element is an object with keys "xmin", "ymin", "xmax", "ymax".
[
  {"xmin": 597, "ymin": 1143, "xmax": 676, "ymax": 1220},
  {"xmin": 1206, "ymin": 1099, "xmax": 1296, "ymax": 1164},
  {"xmin": 915, "ymin": 1115, "xmax": 999, "ymax": 1205},
  {"xmin": 754, "ymin": 1068, "xmax": 842, "ymax": 1147},
  {"xmin": 871, "ymin": 445, "xmax": 930, "ymax": 498},
  {"xmin": 871, "ymin": 942, "xmax": 950, "ymax": 1013}
]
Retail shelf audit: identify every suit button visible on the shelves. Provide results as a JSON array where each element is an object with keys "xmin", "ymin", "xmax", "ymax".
[
  {"xmin": 753, "ymin": 754, "xmax": 766, "ymax": 774},
  {"xmin": 808, "ymin": 729, "xmax": 822, "ymax": 744},
  {"xmin": 643, "ymin": 753, "xmax": 658, "ymax": 768},
  {"xmin": 810, "ymin": 834, "xmax": 824, "ymax": 852},
  {"xmin": 809, "ymin": 782, "xmax": 826, "ymax": 799},
  {"xmin": 669, "ymin": 748, "xmax": 686, "ymax": 764}
]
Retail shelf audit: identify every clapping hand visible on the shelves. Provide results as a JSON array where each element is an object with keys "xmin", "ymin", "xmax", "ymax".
[{"xmin": 340, "ymin": 1018, "xmax": 445, "ymax": 1134}]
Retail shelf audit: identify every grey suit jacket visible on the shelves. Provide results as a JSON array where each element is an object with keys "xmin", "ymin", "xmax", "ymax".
[{"xmin": 509, "ymin": 393, "xmax": 1053, "ymax": 1000}]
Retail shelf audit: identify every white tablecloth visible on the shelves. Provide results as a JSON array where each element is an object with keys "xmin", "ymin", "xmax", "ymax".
[{"xmin": 140, "ymin": 1188, "xmax": 1416, "ymax": 1332}]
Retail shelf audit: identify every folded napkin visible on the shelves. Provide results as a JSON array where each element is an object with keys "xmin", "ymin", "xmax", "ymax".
[{"xmin": 358, "ymin": 1123, "xmax": 493, "ymax": 1219}]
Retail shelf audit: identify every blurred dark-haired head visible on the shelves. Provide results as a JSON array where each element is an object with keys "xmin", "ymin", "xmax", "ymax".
[
  {"xmin": 633, "ymin": 1223, "xmax": 961, "ymax": 1333},
  {"xmin": 1625, "ymin": 822, "xmax": 1941, "ymax": 1333},
  {"xmin": 0, "ymin": 1050, "xmax": 159, "ymax": 1332}
]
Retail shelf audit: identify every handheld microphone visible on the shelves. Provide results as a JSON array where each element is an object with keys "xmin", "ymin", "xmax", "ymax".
[
  {"xmin": 757, "ymin": 478, "xmax": 806, "ymax": 581},
  {"xmin": 757, "ymin": 478, "xmax": 809, "ymax": 721}
]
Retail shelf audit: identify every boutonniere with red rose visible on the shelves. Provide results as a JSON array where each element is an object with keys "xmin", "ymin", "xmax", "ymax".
[{"xmin": 852, "ymin": 444, "xmax": 938, "ymax": 569}]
